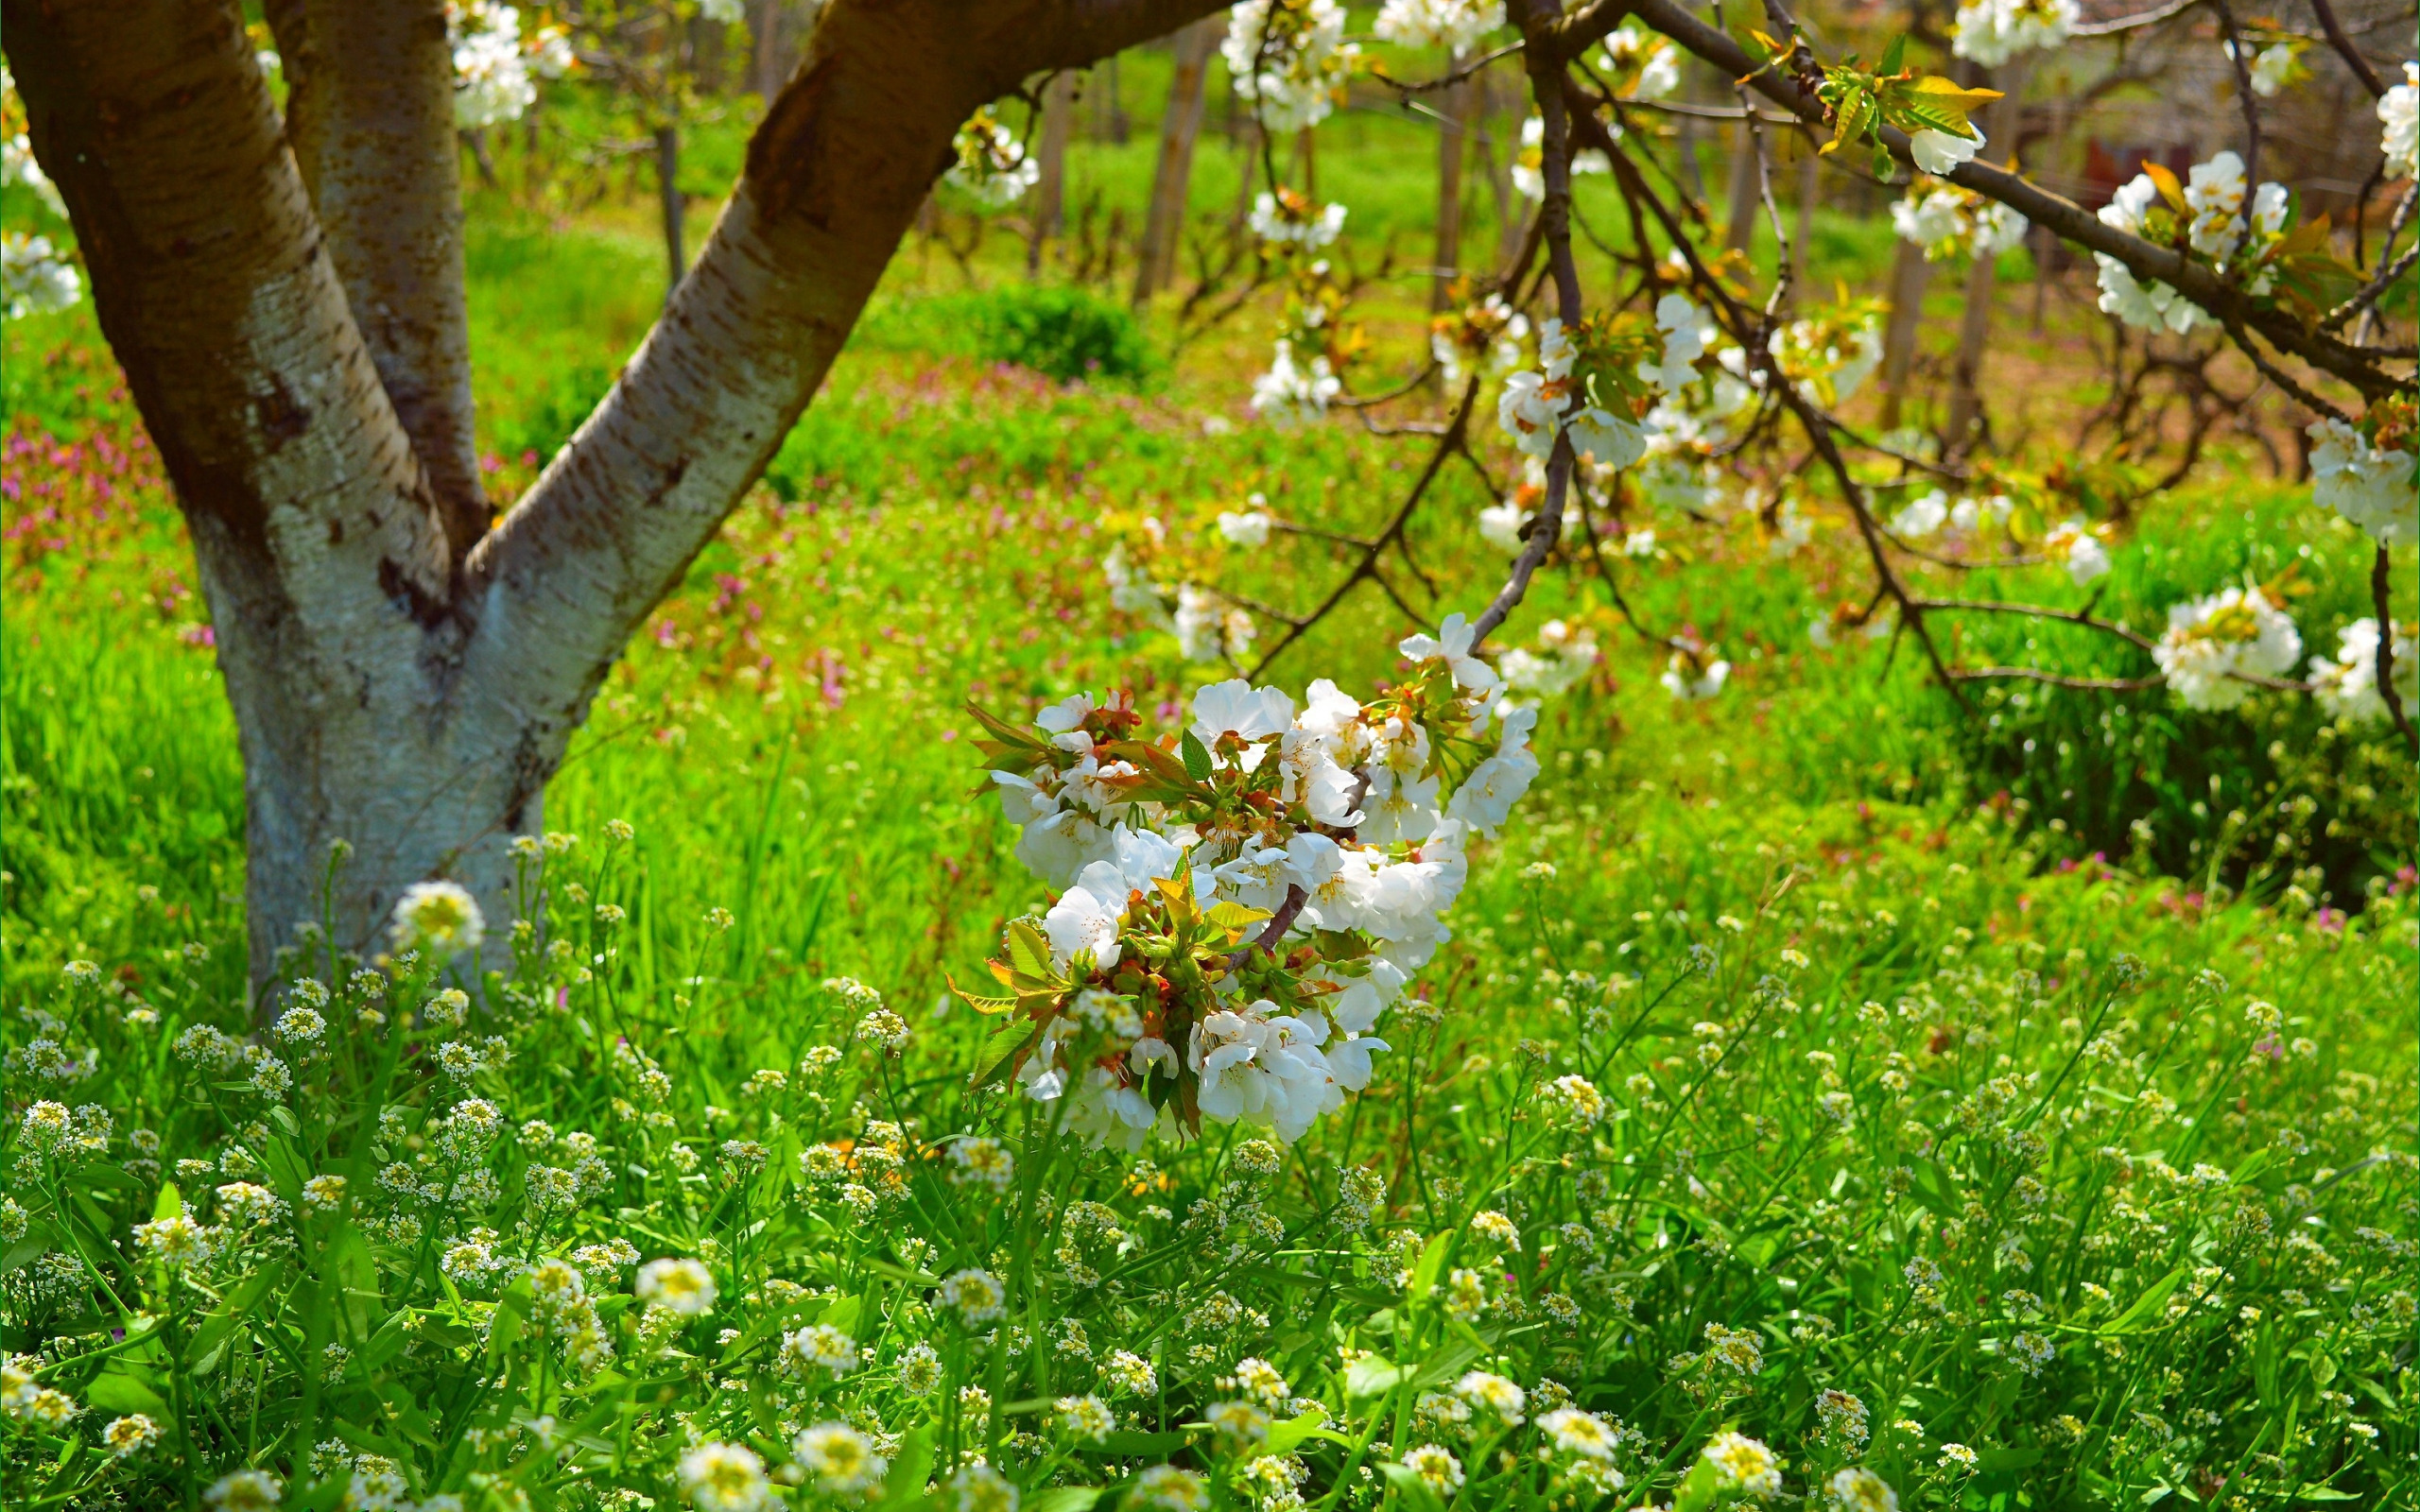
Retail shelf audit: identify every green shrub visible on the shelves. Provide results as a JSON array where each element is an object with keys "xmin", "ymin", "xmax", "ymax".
[{"xmin": 970, "ymin": 284, "xmax": 1156, "ymax": 386}]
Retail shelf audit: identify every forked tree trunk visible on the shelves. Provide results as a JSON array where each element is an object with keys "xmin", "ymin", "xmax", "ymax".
[
  {"xmin": 5, "ymin": 0, "xmax": 1228, "ymax": 988},
  {"xmin": 1132, "ymin": 13, "xmax": 1220, "ymax": 305},
  {"xmin": 1722, "ymin": 118, "xmax": 1761, "ymax": 253}
]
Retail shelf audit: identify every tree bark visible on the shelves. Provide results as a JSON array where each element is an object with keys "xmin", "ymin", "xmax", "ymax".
[
  {"xmin": 1030, "ymin": 68, "xmax": 1079, "ymax": 271},
  {"xmin": 1790, "ymin": 139, "xmax": 1817, "ymax": 299},
  {"xmin": 1722, "ymin": 119, "xmax": 1761, "ymax": 254},
  {"xmin": 263, "ymin": 0, "xmax": 489, "ymax": 558},
  {"xmin": 9, "ymin": 0, "xmax": 1230, "ymax": 987},
  {"xmin": 1945, "ymin": 62, "xmax": 2027, "ymax": 451},
  {"xmin": 1431, "ymin": 53, "xmax": 1477, "ymax": 311},
  {"xmin": 1878, "ymin": 237, "xmax": 1931, "ymax": 432},
  {"xmin": 657, "ymin": 123, "xmax": 686, "ymax": 304},
  {"xmin": 1132, "ymin": 12, "xmax": 1219, "ymax": 305}
]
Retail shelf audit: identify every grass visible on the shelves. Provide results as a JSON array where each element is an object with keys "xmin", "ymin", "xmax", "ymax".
[{"xmin": 2, "ymin": 53, "xmax": 2416, "ymax": 1512}]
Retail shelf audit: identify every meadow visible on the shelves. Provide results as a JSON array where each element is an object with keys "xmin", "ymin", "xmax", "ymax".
[{"xmin": 3, "ymin": 67, "xmax": 2417, "ymax": 1512}]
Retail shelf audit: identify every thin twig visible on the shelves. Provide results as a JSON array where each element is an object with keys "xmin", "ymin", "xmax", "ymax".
[
  {"xmin": 2373, "ymin": 542, "xmax": 2417, "ymax": 753},
  {"xmin": 2306, "ymin": 0, "xmax": 2389, "ymax": 96}
]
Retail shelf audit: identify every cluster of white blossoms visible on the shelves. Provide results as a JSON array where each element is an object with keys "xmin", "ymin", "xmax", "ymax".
[
  {"xmin": 1174, "ymin": 584, "xmax": 1257, "ymax": 663},
  {"xmin": 2309, "ymin": 617, "xmax": 2417, "ymax": 725},
  {"xmin": 2152, "ymin": 584, "xmax": 2302, "ymax": 712},
  {"xmin": 974, "ymin": 628, "xmax": 1536, "ymax": 1144},
  {"xmin": 1248, "ymin": 190, "xmax": 1347, "ymax": 250},
  {"xmin": 1512, "ymin": 112, "xmax": 1612, "ymax": 200},
  {"xmin": 1500, "ymin": 619, "xmax": 1600, "ymax": 697},
  {"xmin": 3, "ymin": 71, "xmax": 66, "ymax": 220},
  {"xmin": 1223, "ymin": 0, "xmax": 1357, "ymax": 134},
  {"xmin": 1600, "ymin": 18, "xmax": 1682, "ymax": 100},
  {"xmin": 2, "ymin": 232, "xmax": 80, "ymax": 320},
  {"xmin": 1661, "ymin": 641, "xmax": 1730, "ymax": 701},
  {"xmin": 1891, "ymin": 180, "xmax": 2029, "ymax": 263},
  {"xmin": 1430, "ymin": 292, "xmax": 1530, "ymax": 387},
  {"xmin": 1495, "ymin": 307, "xmax": 1699, "ymax": 471},
  {"xmin": 1763, "ymin": 307, "xmax": 1885, "ymax": 409},
  {"xmin": 943, "ymin": 108, "xmax": 1041, "ymax": 207},
  {"xmin": 1373, "ymin": 0, "xmax": 1503, "ymax": 55},
  {"xmin": 2223, "ymin": 36, "xmax": 2303, "ymax": 97},
  {"xmin": 446, "ymin": 2, "xmax": 569, "ymax": 130},
  {"xmin": 2040, "ymin": 517, "xmax": 2113, "ymax": 585},
  {"xmin": 1949, "ymin": 0, "xmax": 2076, "ymax": 68},
  {"xmin": 2096, "ymin": 151, "xmax": 2290, "ymax": 331},
  {"xmin": 1249, "ymin": 337, "xmax": 1343, "ymax": 425},
  {"xmin": 2306, "ymin": 415, "xmax": 2416, "ymax": 546},
  {"xmin": 2381, "ymin": 61, "xmax": 2417, "ymax": 180}
]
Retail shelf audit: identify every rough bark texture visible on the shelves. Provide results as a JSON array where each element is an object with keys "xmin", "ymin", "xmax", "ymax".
[
  {"xmin": 1879, "ymin": 238, "xmax": 1932, "ymax": 432},
  {"xmin": 9, "ymin": 0, "xmax": 1227, "ymax": 986},
  {"xmin": 1132, "ymin": 14, "xmax": 1219, "ymax": 304},
  {"xmin": 1945, "ymin": 64, "xmax": 2026, "ymax": 448},
  {"xmin": 266, "ymin": 0, "xmax": 490, "ymax": 558}
]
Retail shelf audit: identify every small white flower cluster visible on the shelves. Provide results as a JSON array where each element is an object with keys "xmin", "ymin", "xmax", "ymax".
[
  {"xmin": 1430, "ymin": 293, "xmax": 1530, "ymax": 387},
  {"xmin": 2380, "ymin": 61, "xmax": 2417, "ymax": 180},
  {"xmin": 1512, "ymin": 112, "xmax": 1612, "ymax": 200},
  {"xmin": 2152, "ymin": 584, "xmax": 2302, "ymax": 712},
  {"xmin": 1373, "ymin": 0, "xmax": 1503, "ymax": 55},
  {"xmin": 2307, "ymin": 417, "xmax": 2416, "ymax": 546},
  {"xmin": 1497, "ymin": 314, "xmax": 1667, "ymax": 470},
  {"xmin": 2095, "ymin": 151, "xmax": 2288, "ymax": 332},
  {"xmin": 1175, "ymin": 585, "xmax": 1257, "ymax": 664},
  {"xmin": 1764, "ymin": 308, "xmax": 1884, "ymax": 409},
  {"xmin": 1661, "ymin": 642, "xmax": 1730, "ymax": 702},
  {"xmin": 1950, "ymin": 0, "xmax": 2076, "ymax": 67},
  {"xmin": 1499, "ymin": 619, "xmax": 1600, "ymax": 698},
  {"xmin": 2223, "ymin": 36, "xmax": 2302, "ymax": 97},
  {"xmin": 2, "ymin": 231, "xmax": 79, "ymax": 320},
  {"xmin": 447, "ymin": 1, "xmax": 552, "ymax": 130},
  {"xmin": 1248, "ymin": 191, "xmax": 1347, "ymax": 250},
  {"xmin": 1224, "ymin": 0, "xmax": 1357, "ymax": 134},
  {"xmin": 1890, "ymin": 490, "xmax": 2015, "ymax": 543},
  {"xmin": 1249, "ymin": 337, "xmax": 1342, "ymax": 426},
  {"xmin": 1891, "ymin": 180, "xmax": 2029, "ymax": 264},
  {"xmin": 2040, "ymin": 518, "xmax": 2113, "ymax": 585},
  {"xmin": 1600, "ymin": 19, "xmax": 1681, "ymax": 100},
  {"xmin": 2309, "ymin": 618, "xmax": 2417, "ymax": 726},
  {"xmin": 978, "ymin": 628, "xmax": 1536, "ymax": 1144},
  {"xmin": 943, "ymin": 110, "xmax": 1040, "ymax": 208}
]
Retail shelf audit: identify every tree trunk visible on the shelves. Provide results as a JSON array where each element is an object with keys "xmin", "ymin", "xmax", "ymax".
[
  {"xmin": 9, "ymin": 0, "xmax": 1232, "ymax": 987},
  {"xmin": 1132, "ymin": 13, "xmax": 1219, "ymax": 305},
  {"xmin": 1722, "ymin": 118, "xmax": 1761, "ymax": 254},
  {"xmin": 1030, "ymin": 68, "xmax": 1079, "ymax": 271},
  {"xmin": 1878, "ymin": 237, "xmax": 1932, "ymax": 432},
  {"xmin": 750, "ymin": 0, "xmax": 798, "ymax": 98},
  {"xmin": 1432, "ymin": 53, "xmax": 1477, "ymax": 311},
  {"xmin": 657, "ymin": 123, "xmax": 685, "ymax": 304},
  {"xmin": 1945, "ymin": 62, "xmax": 2027, "ymax": 451},
  {"xmin": 1790, "ymin": 140, "xmax": 1817, "ymax": 299},
  {"xmin": 262, "ymin": 0, "xmax": 489, "ymax": 555}
]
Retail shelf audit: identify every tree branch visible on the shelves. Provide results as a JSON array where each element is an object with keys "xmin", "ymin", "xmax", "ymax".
[{"xmin": 266, "ymin": 0, "xmax": 490, "ymax": 557}]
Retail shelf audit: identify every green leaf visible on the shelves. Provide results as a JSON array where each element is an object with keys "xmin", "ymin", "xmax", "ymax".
[
  {"xmin": 875, "ymin": 1428, "xmax": 935, "ymax": 1509},
  {"xmin": 1180, "ymin": 729, "xmax": 1214, "ymax": 782},
  {"xmin": 2292, "ymin": 1489, "xmax": 2361, "ymax": 1503},
  {"xmin": 1880, "ymin": 33, "xmax": 1907, "ymax": 74},
  {"xmin": 968, "ymin": 1021, "xmax": 1040, "ymax": 1091},
  {"xmin": 153, "ymin": 1182, "xmax": 183, "ymax": 1222},
  {"xmin": 1409, "ymin": 1230, "xmax": 1450, "ymax": 1303},
  {"xmin": 1377, "ymin": 1463, "xmax": 1447, "ymax": 1512},
  {"xmin": 84, "ymin": 1367, "xmax": 168, "ymax": 1417},
  {"xmin": 1261, "ymin": 1410, "xmax": 1350, "ymax": 1458},
  {"xmin": 1026, "ymin": 1491, "xmax": 1104, "ymax": 1512},
  {"xmin": 2102, "ymin": 1263, "xmax": 2187, "ymax": 1335},
  {"xmin": 1006, "ymin": 919, "xmax": 1054, "ymax": 979},
  {"xmin": 1673, "ymin": 1454, "xmax": 1721, "ymax": 1512},
  {"xmin": 328, "ymin": 1222, "xmax": 382, "ymax": 1342},
  {"xmin": 1345, "ymin": 1354, "xmax": 1405, "ymax": 1399}
]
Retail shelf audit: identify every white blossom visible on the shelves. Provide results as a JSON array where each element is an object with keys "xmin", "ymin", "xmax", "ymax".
[
  {"xmin": 2152, "ymin": 585, "xmax": 2302, "ymax": 711},
  {"xmin": 2, "ymin": 232, "xmax": 79, "ymax": 319},
  {"xmin": 1908, "ymin": 127, "xmax": 1984, "ymax": 176},
  {"xmin": 1951, "ymin": 0, "xmax": 2076, "ymax": 67},
  {"xmin": 2307, "ymin": 418, "xmax": 2416, "ymax": 545},
  {"xmin": 1374, "ymin": 0, "xmax": 1503, "ymax": 54},
  {"xmin": 1250, "ymin": 339, "xmax": 1341, "ymax": 425},
  {"xmin": 2380, "ymin": 61, "xmax": 2417, "ymax": 179},
  {"xmin": 1224, "ymin": 0, "xmax": 1357, "ymax": 134},
  {"xmin": 2309, "ymin": 618, "xmax": 2417, "ymax": 724}
]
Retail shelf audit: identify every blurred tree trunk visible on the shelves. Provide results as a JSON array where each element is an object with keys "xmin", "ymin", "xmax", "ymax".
[
  {"xmin": 1878, "ymin": 239, "xmax": 1931, "ymax": 431},
  {"xmin": 1790, "ymin": 141, "xmax": 1817, "ymax": 298},
  {"xmin": 656, "ymin": 123, "xmax": 684, "ymax": 303},
  {"xmin": 1432, "ymin": 53, "xmax": 1477, "ymax": 310},
  {"xmin": 749, "ymin": 0, "xmax": 798, "ymax": 97},
  {"xmin": 1030, "ymin": 68, "xmax": 1078, "ymax": 272},
  {"xmin": 1722, "ymin": 118, "xmax": 1761, "ymax": 253},
  {"xmin": 1945, "ymin": 61, "xmax": 2028, "ymax": 451},
  {"xmin": 1133, "ymin": 14, "xmax": 1220, "ymax": 305}
]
